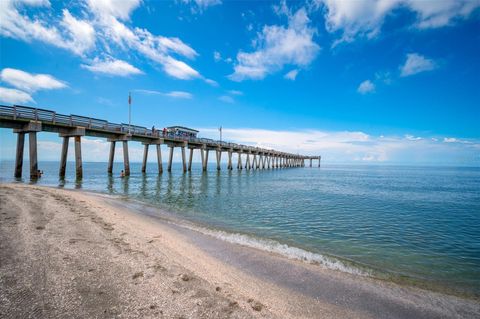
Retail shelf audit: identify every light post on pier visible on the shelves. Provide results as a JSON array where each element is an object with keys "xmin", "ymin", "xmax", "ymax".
[
  {"xmin": 219, "ymin": 126, "xmax": 222, "ymax": 142},
  {"xmin": 128, "ymin": 92, "xmax": 132, "ymax": 134}
]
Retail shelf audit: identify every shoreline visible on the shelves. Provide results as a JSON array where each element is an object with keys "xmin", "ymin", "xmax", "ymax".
[{"xmin": 1, "ymin": 183, "xmax": 479, "ymax": 318}]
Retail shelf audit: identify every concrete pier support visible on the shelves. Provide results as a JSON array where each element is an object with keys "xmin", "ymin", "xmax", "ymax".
[
  {"xmin": 310, "ymin": 159, "xmax": 312, "ymax": 167},
  {"xmin": 204, "ymin": 150, "xmax": 209, "ymax": 171},
  {"xmin": 122, "ymin": 141, "xmax": 130, "ymax": 176},
  {"xmin": 237, "ymin": 152, "xmax": 242, "ymax": 170},
  {"xmin": 156, "ymin": 144, "xmax": 163, "ymax": 174},
  {"xmin": 108, "ymin": 141, "xmax": 115, "ymax": 174},
  {"xmin": 14, "ymin": 132, "xmax": 25, "ymax": 178},
  {"xmin": 319, "ymin": 156, "xmax": 321, "ymax": 168},
  {"xmin": 253, "ymin": 154, "xmax": 258, "ymax": 169},
  {"xmin": 188, "ymin": 148, "xmax": 194, "ymax": 171},
  {"xmin": 29, "ymin": 132, "xmax": 38, "ymax": 179},
  {"xmin": 59, "ymin": 136, "xmax": 69, "ymax": 178},
  {"xmin": 245, "ymin": 153, "xmax": 251, "ymax": 170},
  {"xmin": 216, "ymin": 150, "xmax": 222, "ymax": 171},
  {"xmin": 181, "ymin": 147, "xmax": 187, "ymax": 173},
  {"xmin": 74, "ymin": 136, "xmax": 82, "ymax": 179},
  {"xmin": 227, "ymin": 150, "xmax": 233, "ymax": 170},
  {"xmin": 142, "ymin": 144, "xmax": 149, "ymax": 173},
  {"xmin": 168, "ymin": 146, "xmax": 174, "ymax": 172}
]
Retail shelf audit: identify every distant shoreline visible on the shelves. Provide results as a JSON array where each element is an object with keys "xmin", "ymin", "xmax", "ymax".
[{"xmin": 1, "ymin": 183, "xmax": 478, "ymax": 318}]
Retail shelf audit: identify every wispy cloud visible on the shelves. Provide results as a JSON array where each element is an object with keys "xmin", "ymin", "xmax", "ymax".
[
  {"xmin": 198, "ymin": 128, "xmax": 480, "ymax": 165},
  {"xmin": 400, "ymin": 53, "xmax": 437, "ymax": 77},
  {"xmin": 218, "ymin": 95, "xmax": 235, "ymax": 103},
  {"xmin": 0, "ymin": 68, "xmax": 67, "ymax": 93},
  {"xmin": 181, "ymin": 0, "xmax": 222, "ymax": 12},
  {"xmin": 0, "ymin": 1, "xmax": 96, "ymax": 56},
  {"xmin": 0, "ymin": 0, "xmax": 204, "ymax": 81},
  {"xmin": 134, "ymin": 89, "xmax": 193, "ymax": 99},
  {"xmin": 317, "ymin": 0, "xmax": 480, "ymax": 44},
  {"xmin": 284, "ymin": 69, "xmax": 299, "ymax": 81},
  {"xmin": 227, "ymin": 90, "xmax": 243, "ymax": 96},
  {"xmin": 229, "ymin": 6, "xmax": 320, "ymax": 81},
  {"xmin": 81, "ymin": 57, "xmax": 143, "ymax": 77},
  {"xmin": 0, "ymin": 87, "xmax": 34, "ymax": 104},
  {"xmin": 165, "ymin": 91, "xmax": 193, "ymax": 99},
  {"xmin": 357, "ymin": 80, "xmax": 375, "ymax": 94}
]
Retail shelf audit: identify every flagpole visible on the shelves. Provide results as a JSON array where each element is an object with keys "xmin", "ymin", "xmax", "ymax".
[{"xmin": 128, "ymin": 92, "xmax": 131, "ymax": 134}]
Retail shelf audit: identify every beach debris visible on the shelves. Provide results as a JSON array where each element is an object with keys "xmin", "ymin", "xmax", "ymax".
[
  {"xmin": 251, "ymin": 301, "xmax": 263, "ymax": 312},
  {"xmin": 35, "ymin": 225, "xmax": 45, "ymax": 230},
  {"xmin": 132, "ymin": 271, "xmax": 144, "ymax": 279},
  {"xmin": 215, "ymin": 286, "xmax": 221, "ymax": 292},
  {"xmin": 180, "ymin": 274, "xmax": 190, "ymax": 281}
]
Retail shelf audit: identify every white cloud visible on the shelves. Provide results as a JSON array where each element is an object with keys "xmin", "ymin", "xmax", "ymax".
[
  {"xmin": 204, "ymin": 78, "xmax": 219, "ymax": 86},
  {"xmin": 182, "ymin": 0, "xmax": 222, "ymax": 11},
  {"xmin": 0, "ymin": 87, "xmax": 34, "ymax": 104},
  {"xmin": 0, "ymin": 68, "xmax": 67, "ymax": 92},
  {"xmin": 197, "ymin": 128, "xmax": 480, "ymax": 164},
  {"xmin": 213, "ymin": 51, "xmax": 222, "ymax": 62},
  {"xmin": 165, "ymin": 91, "xmax": 193, "ymax": 99},
  {"xmin": 0, "ymin": 0, "xmax": 96, "ymax": 56},
  {"xmin": 444, "ymin": 137, "xmax": 458, "ymax": 143},
  {"xmin": 357, "ymin": 80, "xmax": 375, "ymax": 94},
  {"xmin": 405, "ymin": 134, "xmax": 422, "ymax": 141},
  {"xmin": 227, "ymin": 90, "xmax": 243, "ymax": 95},
  {"xmin": 319, "ymin": 0, "xmax": 480, "ymax": 42},
  {"xmin": 400, "ymin": 53, "xmax": 437, "ymax": 77},
  {"xmin": 229, "ymin": 7, "xmax": 320, "ymax": 81},
  {"xmin": 81, "ymin": 58, "xmax": 143, "ymax": 76},
  {"xmin": 134, "ymin": 89, "xmax": 193, "ymax": 99},
  {"xmin": 218, "ymin": 95, "xmax": 235, "ymax": 103},
  {"xmin": 86, "ymin": 0, "xmax": 141, "ymax": 21},
  {"xmin": 60, "ymin": 9, "xmax": 96, "ymax": 55},
  {"xmin": 0, "ymin": 0, "xmax": 203, "ymax": 80},
  {"xmin": 284, "ymin": 69, "xmax": 299, "ymax": 80}
]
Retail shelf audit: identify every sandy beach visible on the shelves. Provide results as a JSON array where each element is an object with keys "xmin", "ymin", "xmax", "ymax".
[{"xmin": 0, "ymin": 183, "xmax": 478, "ymax": 319}]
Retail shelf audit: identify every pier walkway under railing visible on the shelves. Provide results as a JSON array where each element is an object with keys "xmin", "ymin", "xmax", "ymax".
[{"xmin": 0, "ymin": 105, "xmax": 321, "ymax": 179}]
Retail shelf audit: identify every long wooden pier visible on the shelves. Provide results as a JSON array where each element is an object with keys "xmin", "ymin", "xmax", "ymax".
[{"xmin": 0, "ymin": 105, "xmax": 321, "ymax": 179}]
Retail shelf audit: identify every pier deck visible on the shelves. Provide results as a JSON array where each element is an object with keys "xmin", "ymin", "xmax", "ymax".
[{"xmin": 0, "ymin": 105, "xmax": 321, "ymax": 179}]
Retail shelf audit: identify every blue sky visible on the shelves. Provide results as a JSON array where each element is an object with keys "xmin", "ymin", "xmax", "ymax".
[{"xmin": 0, "ymin": 0, "xmax": 479, "ymax": 165}]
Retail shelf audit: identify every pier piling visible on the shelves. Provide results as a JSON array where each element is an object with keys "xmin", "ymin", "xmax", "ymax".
[
  {"xmin": 123, "ymin": 141, "xmax": 130, "ymax": 176},
  {"xmin": 181, "ymin": 146, "xmax": 187, "ymax": 173},
  {"xmin": 142, "ymin": 144, "xmax": 149, "ymax": 173},
  {"xmin": 29, "ymin": 132, "xmax": 38, "ymax": 179},
  {"xmin": 108, "ymin": 141, "xmax": 115, "ymax": 174},
  {"xmin": 188, "ymin": 148, "xmax": 194, "ymax": 171},
  {"xmin": 156, "ymin": 144, "xmax": 163, "ymax": 174},
  {"xmin": 14, "ymin": 132, "xmax": 25, "ymax": 178},
  {"xmin": 74, "ymin": 136, "xmax": 82, "ymax": 179},
  {"xmin": 168, "ymin": 146, "xmax": 174, "ymax": 172},
  {"xmin": 59, "ymin": 136, "xmax": 69, "ymax": 178}
]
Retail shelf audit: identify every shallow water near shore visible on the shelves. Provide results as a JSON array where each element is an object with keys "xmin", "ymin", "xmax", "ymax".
[{"xmin": 1, "ymin": 160, "xmax": 479, "ymax": 298}]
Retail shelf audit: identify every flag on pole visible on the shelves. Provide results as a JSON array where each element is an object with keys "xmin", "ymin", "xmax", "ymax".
[{"xmin": 128, "ymin": 92, "xmax": 131, "ymax": 105}]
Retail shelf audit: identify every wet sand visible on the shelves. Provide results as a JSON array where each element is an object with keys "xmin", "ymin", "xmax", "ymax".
[{"xmin": 0, "ymin": 183, "xmax": 478, "ymax": 318}]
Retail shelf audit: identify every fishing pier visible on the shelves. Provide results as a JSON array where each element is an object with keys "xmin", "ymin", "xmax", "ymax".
[{"xmin": 0, "ymin": 105, "xmax": 321, "ymax": 179}]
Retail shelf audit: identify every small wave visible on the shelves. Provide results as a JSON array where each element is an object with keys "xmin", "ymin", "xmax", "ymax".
[{"xmin": 176, "ymin": 222, "xmax": 370, "ymax": 276}]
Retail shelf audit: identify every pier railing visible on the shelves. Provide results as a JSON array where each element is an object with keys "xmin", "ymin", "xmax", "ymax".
[{"xmin": 0, "ymin": 105, "xmax": 260, "ymax": 150}]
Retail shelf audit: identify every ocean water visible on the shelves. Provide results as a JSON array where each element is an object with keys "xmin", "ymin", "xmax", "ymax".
[{"xmin": 1, "ymin": 160, "xmax": 479, "ymax": 298}]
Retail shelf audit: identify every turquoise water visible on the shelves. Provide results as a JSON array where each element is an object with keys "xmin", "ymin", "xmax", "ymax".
[{"xmin": 1, "ymin": 160, "xmax": 479, "ymax": 297}]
